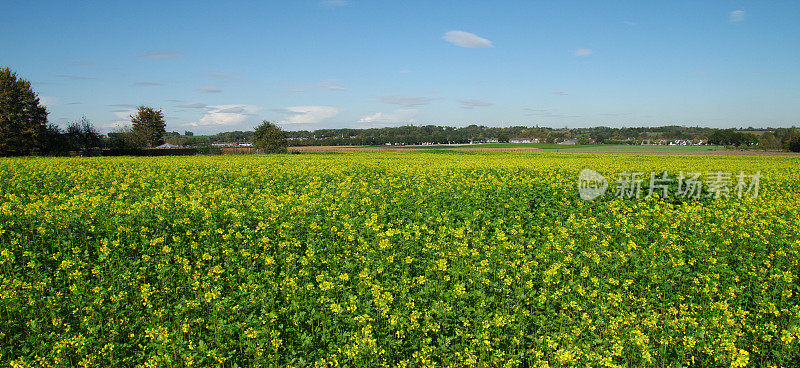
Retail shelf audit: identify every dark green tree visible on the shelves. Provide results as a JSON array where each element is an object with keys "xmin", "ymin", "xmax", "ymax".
[
  {"xmin": 757, "ymin": 132, "xmax": 781, "ymax": 151},
  {"xmin": 130, "ymin": 106, "xmax": 166, "ymax": 147},
  {"xmin": 66, "ymin": 116, "xmax": 102, "ymax": 155},
  {"xmin": 40, "ymin": 123, "xmax": 70, "ymax": 156},
  {"xmin": 789, "ymin": 136, "xmax": 800, "ymax": 153},
  {"xmin": 253, "ymin": 120, "xmax": 288, "ymax": 153},
  {"xmin": 0, "ymin": 67, "xmax": 49, "ymax": 156}
]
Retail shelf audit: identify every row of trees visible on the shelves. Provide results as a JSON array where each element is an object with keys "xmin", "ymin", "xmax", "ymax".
[
  {"xmin": 285, "ymin": 124, "xmax": 800, "ymax": 150},
  {"xmin": 106, "ymin": 106, "xmax": 168, "ymax": 150},
  {"xmin": 2, "ymin": 66, "xmax": 798, "ymax": 155},
  {"xmin": 2, "ymin": 66, "xmax": 288, "ymax": 155},
  {"xmin": 1, "ymin": 66, "xmax": 172, "ymax": 155}
]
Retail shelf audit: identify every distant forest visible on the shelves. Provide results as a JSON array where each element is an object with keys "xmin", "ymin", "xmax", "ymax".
[{"xmin": 166, "ymin": 125, "xmax": 800, "ymax": 151}]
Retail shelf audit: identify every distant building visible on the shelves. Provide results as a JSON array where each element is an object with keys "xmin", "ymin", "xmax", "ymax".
[
  {"xmin": 155, "ymin": 143, "xmax": 181, "ymax": 149},
  {"xmin": 509, "ymin": 138, "xmax": 532, "ymax": 144}
]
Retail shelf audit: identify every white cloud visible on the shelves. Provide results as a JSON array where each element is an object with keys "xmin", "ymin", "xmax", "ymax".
[
  {"xmin": 443, "ymin": 30, "xmax": 494, "ymax": 48},
  {"xmin": 103, "ymin": 121, "xmax": 130, "ymax": 130},
  {"xmin": 39, "ymin": 96, "xmax": 58, "ymax": 106},
  {"xmin": 139, "ymin": 51, "xmax": 180, "ymax": 60},
  {"xmin": 458, "ymin": 99, "xmax": 492, "ymax": 109},
  {"xmin": 206, "ymin": 71, "xmax": 243, "ymax": 80},
  {"xmin": 358, "ymin": 109, "xmax": 419, "ymax": 123},
  {"xmin": 553, "ymin": 91, "xmax": 568, "ymax": 95},
  {"xmin": 574, "ymin": 48, "xmax": 593, "ymax": 56},
  {"xmin": 177, "ymin": 102, "xmax": 207, "ymax": 108},
  {"xmin": 378, "ymin": 94, "xmax": 439, "ymax": 107},
  {"xmin": 198, "ymin": 85, "xmax": 222, "ymax": 93},
  {"xmin": 319, "ymin": 0, "xmax": 349, "ymax": 7},
  {"xmin": 110, "ymin": 108, "xmax": 139, "ymax": 128},
  {"xmin": 730, "ymin": 10, "xmax": 745, "ymax": 22},
  {"xmin": 113, "ymin": 108, "xmax": 137, "ymax": 119},
  {"xmin": 276, "ymin": 106, "xmax": 341, "ymax": 125},
  {"xmin": 187, "ymin": 104, "xmax": 260, "ymax": 127}
]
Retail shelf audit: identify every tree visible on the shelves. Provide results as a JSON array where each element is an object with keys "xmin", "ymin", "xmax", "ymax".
[
  {"xmin": 130, "ymin": 106, "xmax": 166, "ymax": 147},
  {"xmin": 0, "ymin": 67, "xmax": 48, "ymax": 156},
  {"xmin": 757, "ymin": 132, "xmax": 781, "ymax": 151},
  {"xmin": 66, "ymin": 116, "xmax": 102, "ymax": 155},
  {"xmin": 253, "ymin": 120, "xmax": 288, "ymax": 153},
  {"xmin": 40, "ymin": 123, "xmax": 70, "ymax": 156},
  {"xmin": 789, "ymin": 136, "xmax": 800, "ymax": 153},
  {"xmin": 107, "ymin": 126, "xmax": 145, "ymax": 150}
]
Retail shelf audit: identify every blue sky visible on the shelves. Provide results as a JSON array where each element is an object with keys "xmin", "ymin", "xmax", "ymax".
[{"xmin": 2, "ymin": 1, "xmax": 798, "ymax": 133}]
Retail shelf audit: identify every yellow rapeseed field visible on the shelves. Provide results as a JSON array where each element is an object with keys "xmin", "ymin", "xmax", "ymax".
[{"xmin": 1, "ymin": 152, "xmax": 798, "ymax": 367}]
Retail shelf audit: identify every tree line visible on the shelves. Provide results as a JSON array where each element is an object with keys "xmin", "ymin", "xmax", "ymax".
[
  {"xmin": 1, "ymin": 67, "xmax": 287, "ymax": 155},
  {"xmin": 2, "ymin": 66, "xmax": 799, "ymax": 155}
]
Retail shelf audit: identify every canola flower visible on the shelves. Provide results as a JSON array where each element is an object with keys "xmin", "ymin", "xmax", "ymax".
[{"xmin": 0, "ymin": 152, "xmax": 799, "ymax": 367}]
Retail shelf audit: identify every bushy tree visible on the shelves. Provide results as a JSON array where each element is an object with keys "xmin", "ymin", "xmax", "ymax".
[
  {"xmin": 789, "ymin": 136, "xmax": 800, "ymax": 153},
  {"xmin": 107, "ymin": 126, "xmax": 146, "ymax": 150},
  {"xmin": 253, "ymin": 120, "xmax": 288, "ymax": 153},
  {"xmin": 0, "ymin": 67, "xmax": 48, "ymax": 156},
  {"xmin": 708, "ymin": 129, "xmax": 758, "ymax": 147},
  {"xmin": 757, "ymin": 132, "xmax": 781, "ymax": 151},
  {"xmin": 130, "ymin": 106, "xmax": 166, "ymax": 147},
  {"xmin": 40, "ymin": 123, "xmax": 70, "ymax": 156},
  {"xmin": 66, "ymin": 116, "xmax": 102, "ymax": 155}
]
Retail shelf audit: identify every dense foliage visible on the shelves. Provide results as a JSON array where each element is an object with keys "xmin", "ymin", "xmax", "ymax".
[
  {"xmin": 253, "ymin": 121, "xmax": 288, "ymax": 154},
  {"xmin": 131, "ymin": 106, "xmax": 167, "ymax": 148},
  {"xmin": 707, "ymin": 129, "xmax": 759, "ymax": 147},
  {"xmin": 170, "ymin": 125, "xmax": 800, "ymax": 151},
  {"xmin": 0, "ymin": 67, "xmax": 48, "ymax": 156},
  {"xmin": 1, "ymin": 152, "xmax": 799, "ymax": 367}
]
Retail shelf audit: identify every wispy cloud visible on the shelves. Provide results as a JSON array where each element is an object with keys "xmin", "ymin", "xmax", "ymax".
[
  {"xmin": 206, "ymin": 71, "xmax": 243, "ymax": 80},
  {"xmin": 56, "ymin": 74, "xmax": 96, "ymax": 80},
  {"xmin": 319, "ymin": 0, "xmax": 349, "ymax": 7},
  {"xmin": 378, "ymin": 94, "xmax": 440, "ymax": 107},
  {"xmin": 217, "ymin": 107, "xmax": 246, "ymax": 114},
  {"xmin": 71, "ymin": 61, "xmax": 94, "ymax": 67},
  {"xmin": 358, "ymin": 109, "xmax": 418, "ymax": 123},
  {"xmin": 139, "ymin": 51, "xmax": 180, "ymax": 60},
  {"xmin": 729, "ymin": 10, "xmax": 745, "ymax": 22},
  {"xmin": 574, "ymin": 48, "xmax": 593, "ymax": 56},
  {"xmin": 398, "ymin": 69, "xmax": 412, "ymax": 74},
  {"xmin": 132, "ymin": 82, "xmax": 164, "ymax": 87},
  {"xmin": 458, "ymin": 99, "xmax": 493, "ymax": 109},
  {"xmin": 39, "ymin": 96, "xmax": 58, "ymax": 106},
  {"xmin": 108, "ymin": 104, "xmax": 136, "ymax": 108},
  {"xmin": 186, "ymin": 104, "xmax": 261, "ymax": 127},
  {"xmin": 552, "ymin": 91, "xmax": 568, "ymax": 95},
  {"xmin": 622, "ymin": 21, "xmax": 637, "ymax": 26},
  {"xmin": 197, "ymin": 85, "xmax": 222, "ymax": 93},
  {"xmin": 178, "ymin": 102, "xmax": 208, "ymax": 108},
  {"xmin": 280, "ymin": 80, "xmax": 347, "ymax": 93},
  {"xmin": 111, "ymin": 107, "xmax": 139, "ymax": 126},
  {"xmin": 274, "ymin": 106, "xmax": 341, "ymax": 125},
  {"xmin": 443, "ymin": 30, "xmax": 494, "ymax": 48}
]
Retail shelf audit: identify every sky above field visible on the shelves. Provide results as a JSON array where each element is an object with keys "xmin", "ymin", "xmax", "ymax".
[{"xmin": 2, "ymin": 1, "xmax": 799, "ymax": 133}]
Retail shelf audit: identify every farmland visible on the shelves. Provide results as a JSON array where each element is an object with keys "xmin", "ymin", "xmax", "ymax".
[{"xmin": 1, "ymin": 152, "xmax": 799, "ymax": 367}]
